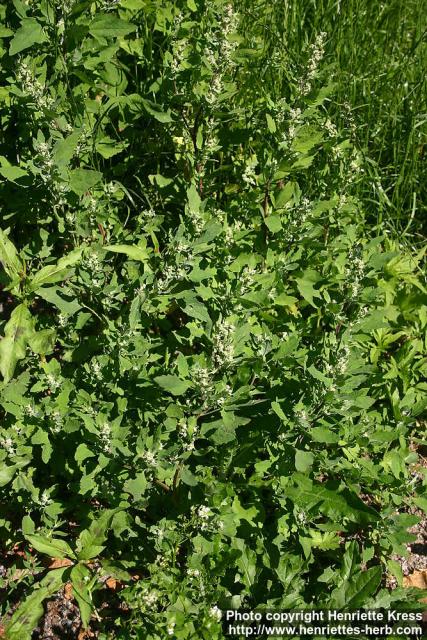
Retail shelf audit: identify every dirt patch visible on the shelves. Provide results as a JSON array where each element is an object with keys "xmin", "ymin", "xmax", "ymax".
[{"xmin": 31, "ymin": 589, "xmax": 85, "ymax": 640}]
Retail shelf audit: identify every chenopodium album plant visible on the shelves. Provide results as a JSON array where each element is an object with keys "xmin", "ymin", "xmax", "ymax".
[{"xmin": 0, "ymin": 0, "xmax": 426, "ymax": 638}]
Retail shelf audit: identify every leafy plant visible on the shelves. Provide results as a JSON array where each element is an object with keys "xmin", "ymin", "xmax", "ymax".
[{"xmin": 0, "ymin": 0, "xmax": 425, "ymax": 638}]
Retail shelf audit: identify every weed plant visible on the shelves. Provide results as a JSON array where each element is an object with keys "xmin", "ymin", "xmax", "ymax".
[{"xmin": 0, "ymin": 1, "xmax": 426, "ymax": 638}]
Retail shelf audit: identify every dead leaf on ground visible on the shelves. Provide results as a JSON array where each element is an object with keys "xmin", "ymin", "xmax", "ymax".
[
  {"xmin": 403, "ymin": 569, "xmax": 427, "ymax": 602},
  {"xmin": 105, "ymin": 577, "xmax": 119, "ymax": 590},
  {"xmin": 78, "ymin": 628, "xmax": 95, "ymax": 639},
  {"xmin": 64, "ymin": 582, "xmax": 74, "ymax": 600},
  {"xmin": 48, "ymin": 557, "xmax": 74, "ymax": 569}
]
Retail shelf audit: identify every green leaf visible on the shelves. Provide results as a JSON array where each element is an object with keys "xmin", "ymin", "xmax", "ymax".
[
  {"xmin": 28, "ymin": 247, "xmax": 84, "ymax": 293},
  {"xmin": 76, "ymin": 509, "xmax": 121, "ymax": 560},
  {"xmin": 264, "ymin": 215, "xmax": 282, "ymax": 233},
  {"xmin": 233, "ymin": 538, "xmax": 257, "ymax": 588},
  {"xmin": 25, "ymin": 534, "xmax": 75, "ymax": 560},
  {"xmin": 89, "ymin": 13, "xmax": 137, "ymax": 39},
  {"xmin": 180, "ymin": 467, "xmax": 198, "ymax": 486},
  {"xmin": 154, "ymin": 375, "xmax": 192, "ymax": 396},
  {"xmin": 36, "ymin": 287, "xmax": 81, "ymax": 316},
  {"xmin": 125, "ymin": 472, "xmax": 148, "ymax": 499},
  {"xmin": 413, "ymin": 496, "xmax": 427, "ymax": 513},
  {"xmin": 5, "ymin": 569, "xmax": 65, "ymax": 640},
  {"xmin": 295, "ymin": 269, "xmax": 322, "ymax": 307},
  {"xmin": 275, "ymin": 181, "xmax": 296, "ymax": 208},
  {"xmin": 0, "ymin": 304, "xmax": 34, "ymax": 382},
  {"xmin": 310, "ymin": 427, "xmax": 340, "ymax": 443},
  {"xmin": 0, "ymin": 228, "xmax": 23, "ymax": 280},
  {"xmin": 71, "ymin": 564, "xmax": 93, "ymax": 628},
  {"xmin": 182, "ymin": 300, "xmax": 211, "ymax": 323},
  {"xmin": 0, "ymin": 165, "xmax": 28, "ymax": 182},
  {"xmin": 330, "ymin": 566, "xmax": 382, "ymax": 608},
  {"xmin": 0, "ymin": 27, "xmax": 14, "ymax": 38},
  {"xmin": 53, "ymin": 131, "xmax": 81, "ymax": 168},
  {"xmin": 266, "ymin": 113, "xmax": 276, "ymax": 133},
  {"xmin": 286, "ymin": 475, "xmax": 379, "ymax": 525},
  {"xmin": 291, "ymin": 124, "xmax": 323, "ymax": 153},
  {"xmin": 141, "ymin": 99, "xmax": 173, "ymax": 123},
  {"xmin": 75, "ymin": 443, "xmax": 96, "ymax": 464},
  {"xmin": 28, "ymin": 328, "xmax": 56, "ymax": 355},
  {"xmin": 104, "ymin": 244, "xmax": 149, "ymax": 262},
  {"xmin": 187, "ymin": 183, "xmax": 201, "ymax": 213},
  {"xmin": 68, "ymin": 168, "xmax": 103, "ymax": 196},
  {"xmin": 295, "ymin": 449, "xmax": 314, "ymax": 472},
  {"xmin": 0, "ymin": 461, "xmax": 25, "ymax": 487},
  {"xmin": 9, "ymin": 18, "xmax": 47, "ymax": 56},
  {"xmin": 232, "ymin": 496, "xmax": 258, "ymax": 525}
]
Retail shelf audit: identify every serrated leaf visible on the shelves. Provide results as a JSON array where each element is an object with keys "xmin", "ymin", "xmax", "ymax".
[
  {"xmin": 36, "ymin": 287, "xmax": 81, "ymax": 316},
  {"xmin": 264, "ymin": 215, "xmax": 282, "ymax": 233},
  {"xmin": 0, "ymin": 464, "xmax": 17, "ymax": 487},
  {"xmin": 291, "ymin": 124, "xmax": 323, "ymax": 153},
  {"xmin": 232, "ymin": 496, "xmax": 258, "ymax": 525},
  {"xmin": 286, "ymin": 475, "xmax": 379, "ymax": 524},
  {"xmin": 310, "ymin": 427, "xmax": 340, "ymax": 443},
  {"xmin": 266, "ymin": 113, "xmax": 276, "ymax": 133},
  {"xmin": 124, "ymin": 472, "xmax": 148, "ymax": 499},
  {"xmin": 275, "ymin": 181, "xmax": 296, "ymax": 208},
  {"xmin": 187, "ymin": 183, "xmax": 201, "ymax": 213},
  {"xmin": 0, "ymin": 27, "xmax": 14, "ymax": 38},
  {"xmin": 413, "ymin": 496, "xmax": 427, "ymax": 513},
  {"xmin": 180, "ymin": 467, "xmax": 198, "ymax": 486},
  {"xmin": 28, "ymin": 328, "xmax": 56, "ymax": 355},
  {"xmin": 53, "ymin": 131, "xmax": 81, "ymax": 168},
  {"xmin": 183, "ymin": 300, "xmax": 211, "ymax": 323},
  {"xmin": 295, "ymin": 269, "xmax": 322, "ymax": 307}
]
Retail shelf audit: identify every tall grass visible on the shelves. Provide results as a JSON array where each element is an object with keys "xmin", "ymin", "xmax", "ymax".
[{"xmin": 238, "ymin": 0, "xmax": 427, "ymax": 240}]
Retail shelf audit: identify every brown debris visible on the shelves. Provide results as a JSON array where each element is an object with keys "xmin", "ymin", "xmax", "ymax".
[
  {"xmin": 403, "ymin": 570, "xmax": 427, "ymax": 590},
  {"xmin": 48, "ymin": 558, "xmax": 74, "ymax": 569},
  {"xmin": 32, "ymin": 588, "xmax": 83, "ymax": 640}
]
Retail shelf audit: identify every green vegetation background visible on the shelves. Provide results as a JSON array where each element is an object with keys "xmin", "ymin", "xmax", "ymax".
[{"xmin": 0, "ymin": 0, "xmax": 426, "ymax": 638}]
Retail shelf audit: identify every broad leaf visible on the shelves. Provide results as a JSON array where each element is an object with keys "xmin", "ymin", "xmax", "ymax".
[
  {"xmin": 71, "ymin": 564, "xmax": 94, "ymax": 628},
  {"xmin": 5, "ymin": 568, "xmax": 67, "ymax": 640},
  {"xmin": 28, "ymin": 247, "xmax": 83, "ymax": 293},
  {"xmin": 0, "ymin": 304, "xmax": 34, "ymax": 382},
  {"xmin": 104, "ymin": 244, "xmax": 149, "ymax": 262},
  {"xmin": 9, "ymin": 18, "xmax": 47, "ymax": 56},
  {"xmin": 89, "ymin": 14, "xmax": 137, "ymax": 39},
  {"xmin": 0, "ymin": 228, "xmax": 23, "ymax": 280},
  {"xmin": 24, "ymin": 533, "xmax": 75, "ymax": 560},
  {"xmin": 154, "ymin": 375, "xmax": 192, "ymax": 396}
]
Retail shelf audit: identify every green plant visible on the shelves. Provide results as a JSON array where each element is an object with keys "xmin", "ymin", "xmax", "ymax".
[{"xmin": 0, "ymin": 0, "xmax": 426, "ymax": 638}]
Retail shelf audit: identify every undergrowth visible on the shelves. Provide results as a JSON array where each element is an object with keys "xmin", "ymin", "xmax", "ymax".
[{"xmin": 0, "ymin": 1, "xmax": 426, "ymax": 638}]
